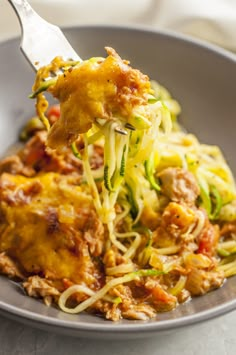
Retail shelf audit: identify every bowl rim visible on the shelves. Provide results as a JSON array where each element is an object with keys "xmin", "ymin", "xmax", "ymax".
[
  {"xmin": 1, "ymin": 23, "xmax": 235, "ymax": 62},
  {"xmin": 0, "ymin": 24, "xmax": 236, "ymax": 336},
  {"xmin": 0, "ymin": 291, "xmax": 236, "ymax": 335}
]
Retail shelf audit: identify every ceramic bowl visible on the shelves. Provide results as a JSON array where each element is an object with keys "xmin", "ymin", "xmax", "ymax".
[{"xmin": 0, "ymin": 26, "xmax": 236, "ymax": 339}]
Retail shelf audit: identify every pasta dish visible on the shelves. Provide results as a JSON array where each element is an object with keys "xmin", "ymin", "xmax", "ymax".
[{"xmin": 0, "ymin": 48, "xmax": 236, "ymax": 321}]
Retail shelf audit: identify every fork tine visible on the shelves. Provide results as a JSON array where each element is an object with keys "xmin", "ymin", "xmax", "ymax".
[
  {"xmin": 114, "ymin": 126, "xmax": 128, "ymax": 135},
  {"xmin": 8, "ymin": 0, "xmax": 81, "ymax": 71}
]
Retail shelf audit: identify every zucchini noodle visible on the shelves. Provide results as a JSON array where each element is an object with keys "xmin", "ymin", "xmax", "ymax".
[
  {"xmin": 191, "ymin": 209, "xmax": 206, "ymax": 238},
  {"xmin": 106, "ymin": 262, "xmax": 135, "ymax": 276},
  {"xmin": 58, "ymin": 269, "xmax": 164, "ymax": 314},
  {"xmin": 153, "ymin": 245, "xmax": 181, "ymax": 255},
  {"xmin": 107, "ymin": 220, "xmax": 127, "ymax": 253},
  {"xmin": 115, "ymin": 231, "xmax": 142, "ymax": 259},
  {"xmin": 82, "ymin": 134, "xmax": 102, "ymax": 213},
  {"xmin": 168, "ymin": 275, "xmax": 187, "ymax": 296},
  {"xmin": 58, "ymin": 285, "xmax": 121, "ymax": 310},
  {"xmin": 114, "ymin": 202, "xmax": 130, "ymax": 225},
  {"xmin": 218, "ymin": 259, "xmax": 236, "ymax": 277}
]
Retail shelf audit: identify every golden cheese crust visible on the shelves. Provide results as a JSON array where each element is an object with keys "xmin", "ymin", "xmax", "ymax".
[
  {"xmin": 0, "ymin": 172, "xmax": 104, "ymax": 287},
  {"xmin": 47, "ymin": 47, "xmax": 151, "ymax": 149}
]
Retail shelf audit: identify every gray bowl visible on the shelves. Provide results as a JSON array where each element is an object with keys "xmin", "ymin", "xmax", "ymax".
[{"xmin": 0, "ymin": 26, "xmax": 236, "ymax": 339}]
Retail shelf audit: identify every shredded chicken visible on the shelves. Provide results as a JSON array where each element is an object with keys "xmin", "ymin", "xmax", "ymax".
[
  {"xmin": 0, "ymin": 252, "xmax": 24, "ymax": 279},
  {"xmin": 152, "ymin": 202, "xmax": 198, "ymax": 248},
  {"xmin": 0, "ymin": 155, "xmax": 25, "ymax": 175},
  {"xmin": 23, "ymin": 275, "xmax": 60, "ymax": 306},
  {"xmin": 19, "ymin": 131, "xmax": 84, "ymax": 176},
  {"xmin": 0, "ymin": 175, "xmax": 43, "ymax": 206},
  {"xmin": 93, "ymin": 283, "xmax": 156, "ymax": 321},
  {"xmin": 161, "ymin": 202, "xmax": 196, "ymax": 239},
  {"xmin": 158, "ymin": 167, "xmax": 200, "ymax": 205},
  {"xmin": 145, "ymin": 280, "xmax": 177, "ymax": 312},
  {"xmin": 220, "ymin": 221, "xmax": 236, "ymax": 237},
  {"xmin": 121, "ymin": 304, "xmax": 156, "ymax": 320},
  {"xmin": 185, "ymin": 268, "xmax": 225, "ymax": 296},
  {"xmin": 176, "ymin": 289, "xmax": 191, "ymax": 304},
  {"xmin": 103, "ymin": 303, "xmax": 122, "ymax": 322},
  {"xmin": 197, "ymin": 220, "xmax": 220, "ymax": 257},
  {"xmin": 81, "ymin": 209, "xmax": 105, "ymax": 257}
]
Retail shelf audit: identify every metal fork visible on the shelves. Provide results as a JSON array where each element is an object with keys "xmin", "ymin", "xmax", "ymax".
[{"xmin": 8, "ymin": 0, "xmax": 81, "ymax": 71}]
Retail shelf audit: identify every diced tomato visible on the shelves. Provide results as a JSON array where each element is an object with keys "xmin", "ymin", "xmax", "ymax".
[
  {"xmin": 24, "ymin": 146, "xmax": 45, "ymax": 166},
  {"xmin": 151, "ymin": 284, "xmax": 176, "ymax": 304},
  {"xmin": 198, "ymin": 224, "xmax": 219, "ymax": 256},
  {"xmin": 150, "ymin": 284, "xmax": 177, "ymax": 312},
  {"xmin": 62, "ymin": 278, "xmax": 74, "ymax": 290},
  {"xmin": 47, "ymin": 105, "xmax": 60, "ymax": 124}
]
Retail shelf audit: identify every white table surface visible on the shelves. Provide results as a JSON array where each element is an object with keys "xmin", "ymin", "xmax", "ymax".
[
  {"xmin": 0, "ymin": 311, "xmax": 236, "ymax": 355},
  {"xmin": 0, "ymin": 1, "xmax": 236, "ymax": 354}
]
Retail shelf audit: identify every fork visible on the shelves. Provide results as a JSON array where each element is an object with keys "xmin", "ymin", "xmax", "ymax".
[{"xmin": 7, "ymin": 0, "xmax": 82, "ymax": 71}]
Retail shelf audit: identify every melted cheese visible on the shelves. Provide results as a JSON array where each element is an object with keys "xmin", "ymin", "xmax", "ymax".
[
  {"xmin": 0, "ymin": 173, "xmax": 102, "ymax": 284},
  {"xmin": 46, "ymin": 47, "xmax": 151, "ymax": 149}
]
